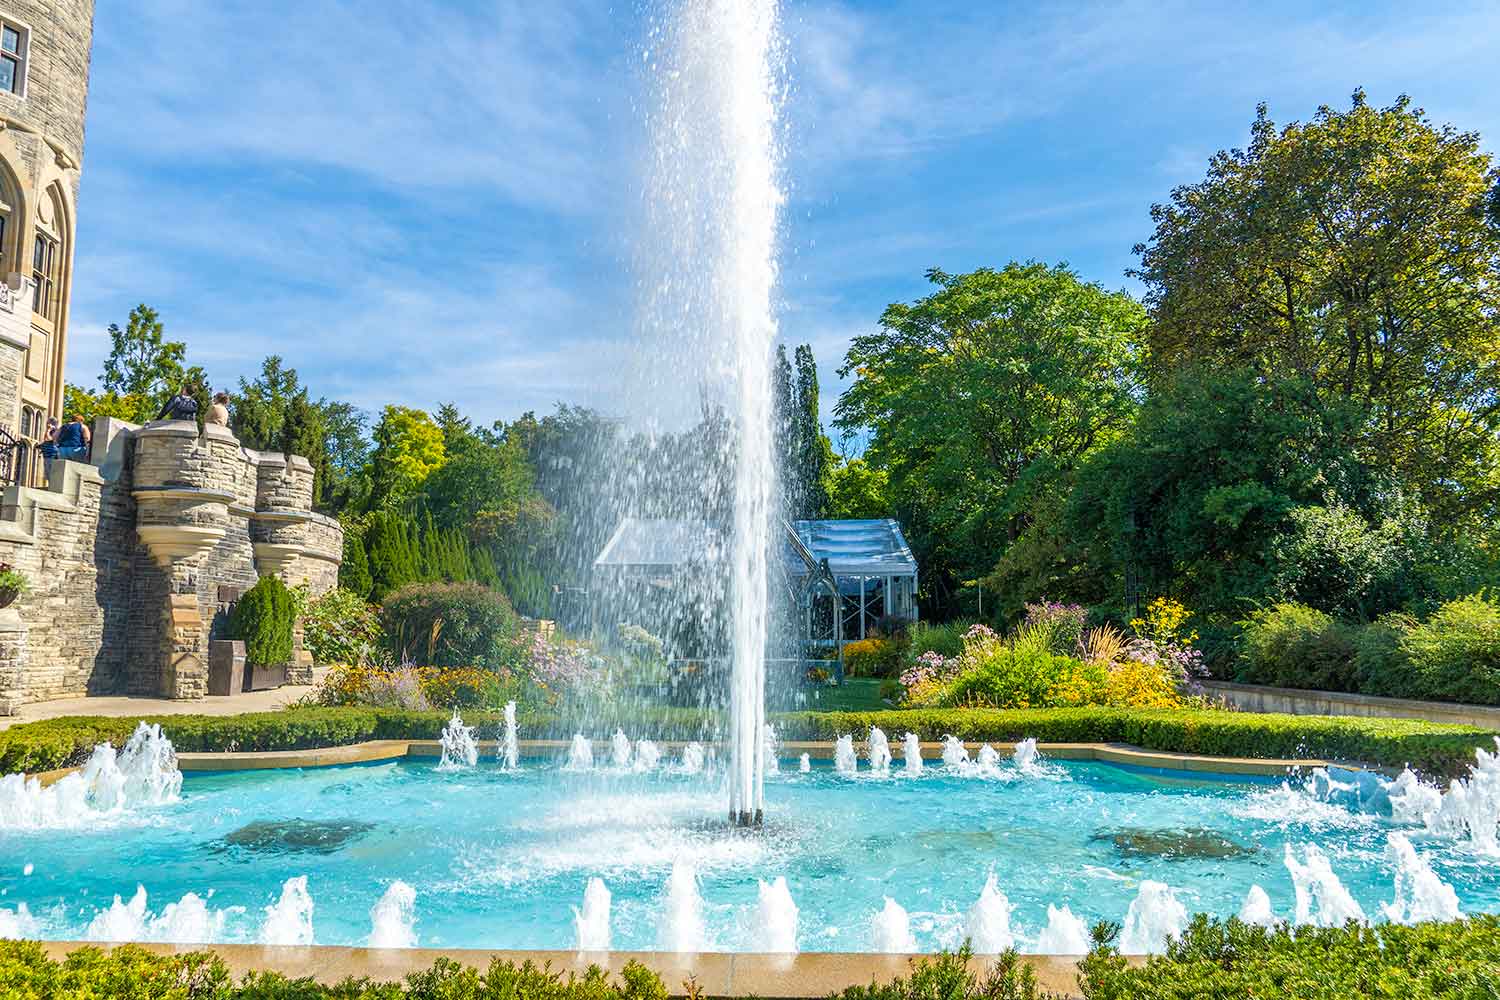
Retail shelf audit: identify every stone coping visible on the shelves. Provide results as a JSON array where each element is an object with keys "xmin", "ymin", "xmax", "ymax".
[
  {"xmin": 152, "ymin": 737, "xmax": 1345, "ymax": 777},
  {"xmin": 35, "ymin": 942, "xmax": 1118, "ymax": 997},
  {"xmin": 1202, "ymin": 679, "xmax": 1500, "ymax": 730}
]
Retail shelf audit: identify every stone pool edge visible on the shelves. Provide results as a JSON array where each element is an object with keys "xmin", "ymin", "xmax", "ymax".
[
  {"xmin": 30, "ymin": 737, "xmax": 1380, "ymax": 784},
  {"xmin": 36, "ymin": 941, "xmax": 1137, "ymax": 997}
]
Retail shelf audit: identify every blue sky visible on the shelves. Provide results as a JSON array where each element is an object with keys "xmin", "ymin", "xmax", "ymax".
[{"xmin": 67, "ymin": 1, "xmax": 1500, "ymax": 436}]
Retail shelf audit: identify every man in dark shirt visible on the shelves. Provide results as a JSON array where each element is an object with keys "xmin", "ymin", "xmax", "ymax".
[{"xmin": 157, "ymin": 384, "xmax": 199, "ymax": 423}]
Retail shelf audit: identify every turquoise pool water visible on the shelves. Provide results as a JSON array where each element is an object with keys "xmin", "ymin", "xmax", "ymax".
[{"xmin": 2, "ymin": 747, "xmax": 1497, "ymax": 952}]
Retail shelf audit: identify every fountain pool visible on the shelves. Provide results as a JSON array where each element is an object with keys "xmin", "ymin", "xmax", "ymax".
[{"xmin": 3, "ymin": 740, "xmax": 1498, "ymax": 953}]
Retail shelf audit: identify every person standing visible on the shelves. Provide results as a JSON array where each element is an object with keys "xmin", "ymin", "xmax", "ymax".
[{"xmin": 156, "ymin": 384, "xmax": 199, "ymax": 423}]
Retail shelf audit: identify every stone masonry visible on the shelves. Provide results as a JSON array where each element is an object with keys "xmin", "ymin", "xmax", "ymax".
[{"xmin": 0, "ymin": 418, "xmax": 341, "ymax": 713}]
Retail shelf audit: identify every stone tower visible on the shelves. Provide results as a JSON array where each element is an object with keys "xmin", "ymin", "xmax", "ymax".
[{"xmin": 0, "ymin": 1, "xmax": 93, "ymax": 440}]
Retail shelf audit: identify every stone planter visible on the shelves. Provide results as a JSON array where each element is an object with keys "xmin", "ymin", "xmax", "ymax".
[
  {"xmin": 243, "ymin": 662, "xmax": 288, "ymax": 692},
  {"xmin": 0, "ymin": 585, "xmax": 20, "ymax": 610},
  {"xmin": 207, "ymin": 640, "xmax": 245, "ymax": 697}
]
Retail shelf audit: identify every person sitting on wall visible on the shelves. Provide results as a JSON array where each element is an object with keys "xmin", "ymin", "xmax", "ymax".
[
  {"xmin": 157, "ymin": 384, "xmax": 199, "ymax": 423},
  {"xmin": 206, "ymin": 391, "xmax": 231, "ymax": 427},
  {"xmin": 51, "ymin": 413, "xmax": 90, "ymax": 461},
  {"xmin": 37, "ymin": 416, "xmax": 60, "ymax": 461}
]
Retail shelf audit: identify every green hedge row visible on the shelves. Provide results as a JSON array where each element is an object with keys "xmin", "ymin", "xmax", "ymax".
[
  {"xmin": 775, "ymin": 707, "xmax": 1496, "ymax": 775},
  {"xmin": 0, "ymin": 941, "xmax": 670, "ymax": 1000},
  {"xmin": 5, "ymin": 916, "xmax": 1500, "ymax": 1000},
  {"xmin": 2, "ymin": 704, "xmax": 1492, "ymax": 777}
]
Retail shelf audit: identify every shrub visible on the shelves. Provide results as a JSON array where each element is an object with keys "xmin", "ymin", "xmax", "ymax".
[
  {"xmin": 1022, "ymin": 600, "xmax": 1089, "ymax": 653},
  {"xmin": 1351, "ymin": 612, "xmax": 1414, "ymax": 696},
  {"xmin": 302, "ymin": 587, "xmax": 384, "ymax": 666},
  {"xmin": 906, "ymin": 620, "xmax": 974, "ymax": 661},
  {"xmin": 1236, "ymin": 602, "xmax": 1360, "ymax": 691},
  {"xmin": 229, "ymin": 576, "xmax": 295, "ymax": 668},
  {"xmin": 835, "ymin": 947, "xmax": 1046, "ymax": 1000},
  {"xmin": 338, "ymin": 527, "xmax": 373, "ymax": 599},
  {"xmin": 843, "ymin": 637, "xmax": 903, "ymax": 677},
  {"xmin": 1400, "ymin": 592, "xmax": 1500, "ymax": 704},
  {"xmin": 381, "ymin": 582, "xmax": 521, "ymax": 669}
]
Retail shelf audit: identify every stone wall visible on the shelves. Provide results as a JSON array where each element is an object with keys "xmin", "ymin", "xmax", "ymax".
[{"xmin": 0, "ymin": 418, "xmax": 341, "ymax": 713}]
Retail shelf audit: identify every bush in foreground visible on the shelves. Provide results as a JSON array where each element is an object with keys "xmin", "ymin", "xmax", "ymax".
[
  {"xmin": 1, "ymin": 705, "xmax": 1491, "ymax": 777},
  {"xmin": 380, "ymin": 582, "xmax": 522, "ymax": 669}
]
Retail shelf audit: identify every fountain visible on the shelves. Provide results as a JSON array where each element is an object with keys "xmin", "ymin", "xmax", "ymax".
[
  {"xmin": 659, "ymin": 862, "xmax": 706, "ymax": 952},
  {"xmin": 498, "ymin": 701, "xmax": 518, "ymax": 771},
  {"xmin": 260, "ymin": 876, "xmax": 315, "ymax": 946},
  {"xmin": 870, "ymin": 897, "xmax": 917, "ymax": 953},
  {"xmin": 564, "ymin": 734, "xmax": 594, "ymax": 771},
  {"xmin": 1119, "ymin": 881, "xmax": 1188, "ymax": 954},
  {"xmin": 0, "ymin": 721, "xmax": 181, "ymax": 829},
  {"xmin": 573, "ymin": 878, "xmax": 611, "ymax": 951},
  {"xmin": 368, "ymin": 881, "xmax": 417, "ymax": 948},
  {"xmin": 611, "ymin": 730, "xmax": 633, "ymax": 769},
  {"xmin": 436, "ymin": 710, "xmax": 478, "ymax": 771},
  {"xmin": 1034, "ymin": 904, "xmax": 1090, "ymax": 954},
  {"xmin": 966, "ymin": 874, "xmax": 1013, "ymax": 952},
  {"xmin": 834, "ymin": 735, "xmax": 857, "ymax": 774},
  {"xmin": 868, "ymin": 727, "xmax": 892, "ymax": 774},
  {"xmin": 902, "ymin": 733, "xmax": 924, "ymax": 776},
  {"xmin": 754, "ymin": 876, "xmax": 799, "ymax": 952}
]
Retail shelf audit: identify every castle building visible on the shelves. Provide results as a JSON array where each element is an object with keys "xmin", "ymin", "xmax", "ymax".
[{"xmin": 0, "ymin": 0, "xmax": 91, "ymax": 445}]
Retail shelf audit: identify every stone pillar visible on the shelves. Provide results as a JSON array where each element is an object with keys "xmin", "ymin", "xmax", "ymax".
[
  {"xmin": 166, "ymin": 593, "xmax": 206, "ymax": 700},
  {"xmin": 0, "ymin": 607, "xmax": 29, "ymax": 715}
]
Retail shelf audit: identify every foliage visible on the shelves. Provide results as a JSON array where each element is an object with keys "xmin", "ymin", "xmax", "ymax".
[
  {"xmin": 301, "ymin": 587, "xmax": 384, "ymax": 666},
  {"xmin": 339, "ymin": 525, "xmax": 373, "ymax": 599},
  {"xmin": 97, "ymin": 304, "xmax": 208, "ymax": 424},
  {"xmin": 62, "ymin": 382, "xmax": 142, "ymax": 425},
  {"xmin": 361, "ymin": 510, "xmax": 499, "ymax": 604},
  {"xmin": 0, "ymin": 940, "xmax": 674, "ymax": 1000},
  {"xmin": 1023, "ymin": 601, "xmax": 1090, "ymax": 653},
  {"xmin": 0, "ymin": 561, "xmax": 28, "ymax": 596},
  {"xmin": 1399, "ymin": 593, "xmax": 1500, "ymax": 705},
  {"xmin": 1076, "ymin": 914, "xmax": 1500, "ymax": 1000},
  {"xmin": 229, "ymin": 576, "xmax": 296, "ymax": 668},
  {"xmin": 310, "ymin": 664, "xmax": 501, "ymax": 711},
  {"xmin": 1135, "ymin": 91, "xmax": 1500, "ymax": 529},
  {"xmin": 380, "ymin": 582, "xmax": 522, "ymax": 670},
  {"xmin": 842, "ymin": 637, "xmax": 904, "ymax": 678},
  {"xmin": 905, "ymin": 620, "xmax": 976, "ymax": 662},
  {"xmin": 836, "ymin": 262, "xmax": 1147, "ymax": 617},
  {"xmin": 367, "ymin": 405, "xmax": 446, "ymax": 507},
  {"xmin": 835, "ymin": 947, "xmax": 1047, "ymax": 1000},
  {"xmin": 825, "ymin": 456, "xmax": 890, "ymax": 520},
  {"xmin": 1237, "ymin": 602, "xmax": 1360, "ymax": 692},
  {"xmin": 1269, "ymin": 496, "xmax": 1429, "ymax": 620}
]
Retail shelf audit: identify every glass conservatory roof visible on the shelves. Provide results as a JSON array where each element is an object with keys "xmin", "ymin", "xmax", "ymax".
[{"xmin": 593, "ymin": 517, "xmax": 917, "ymax": 580}]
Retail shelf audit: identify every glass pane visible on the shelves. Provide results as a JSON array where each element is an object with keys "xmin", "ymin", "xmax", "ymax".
[
  {"xmin": 2, "ymin": 28, "xmax": 18, "ymax": 55},
  {"xmin": 32, "ymin": 233, "xmax": 43, "ymax": 270},
  {"xmin": 0, "ymin": 57, "xmax": 14, "ymax": 93}
]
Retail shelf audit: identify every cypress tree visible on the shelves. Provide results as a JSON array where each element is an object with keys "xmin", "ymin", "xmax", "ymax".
[{"xmin": 339, "ymin": 528, "xmax": 372, "ymax": 598}]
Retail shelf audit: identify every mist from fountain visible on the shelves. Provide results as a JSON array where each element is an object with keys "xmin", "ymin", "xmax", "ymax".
[
  {"xmin": 574, "ymin": 878, "xmax": 611, "ymax": 951},
  {"xmin": 368, "ymin": 881, "xmax": 417, "ymax": 948}
]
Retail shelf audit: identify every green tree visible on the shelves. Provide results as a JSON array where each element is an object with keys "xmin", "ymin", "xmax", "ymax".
[
  {"xmin": 97, "ymin": 305, "xmax": 207, "ymax": 423},
  {"xmin": 836, "ymin": 263, "xmax": 1146, "ymax": 614},
  {"xmin": 339, "ymin": 526, "xmax": 373, "ymax": 599},
  {"xmin": 231, "ymin": 355, "xmax": 301, "ymax": 450},
  {"xmin": 366, "ymin": 406, "xmax": 445, "ymax": 508},
  {"xmin": 1134, "ymin": 91, "xmax": 1500, "ymax": 527},
  {"xmin": 826, "ymin": 456, "xmax": 889, "ymax": 520},
  {"xmin": 792, "ymin": 345, "xmax": 833, "ymax": 518}
]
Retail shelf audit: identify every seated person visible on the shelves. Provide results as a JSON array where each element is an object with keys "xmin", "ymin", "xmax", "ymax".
[
  {"xmin": 157, "ymin": 384, "xmax": 199, "ymax": 423},
  {"xmin": 206, "ymin": 391, "xmax": 231, "ymax": 427},
  {"xmin": 53, "ymin": 414, "xmax": 89, "ymax": 461}
]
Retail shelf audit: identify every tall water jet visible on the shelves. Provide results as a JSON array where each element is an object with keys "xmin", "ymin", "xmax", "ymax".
[
  {"xmin": 261, "ymin": 876, "xmax": 315, "ymax": 945},
  {"xmin": 573, "ymin": 878, "xmax": 611, "ymax": 951},
  {"xmin": 868, "ymin": 727, "xmax": 892, "ymax": 774},
  {"xmin": 659, "ymin": 862, "xmax": 706, "ymax": 952},
  {"xmin": 644, "ymin": 0, "xmax": 786, "ymax": 828},
  {"xmin": 368, "ymin": 881, "xmax": 418, "ymax": 948},
  {"xmin": 966, "ymin": 874, "xmax": 1013, "ymax": 952},
  {"xmin": 902, "ymin": 733, "xmax": 924, "ymax": 776},
  {"xmin": 870, "ymin": 897, "xmax": 917, "ymax": 953},
  {"xmin": 499, "ymin": 701, "xmax": 518, "ymax": 771},
  {"xmin": 753, "ymin": 876, "xmax": 799, "ymax": 952}
]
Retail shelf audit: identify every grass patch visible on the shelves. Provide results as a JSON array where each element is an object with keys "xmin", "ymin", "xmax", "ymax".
[{"xmin": 802, "ymin": 677, "xmax": 890, "ymax": 712}]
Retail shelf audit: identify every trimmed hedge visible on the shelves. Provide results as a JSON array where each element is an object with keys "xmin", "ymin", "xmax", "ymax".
[
  {"xmin": 229, "ymin": 576, "xmax": 295, "ymax": 668},
  {"xmin": 1, "ymin": 705, "xmax": 1493, "ymax": 777},
  {"xmin": 0, "ymin": 941, "xmax": 670, "ymax": 1000}
]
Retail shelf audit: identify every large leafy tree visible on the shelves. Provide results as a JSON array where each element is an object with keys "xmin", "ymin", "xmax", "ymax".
[
  {"xmin": 825, "ymin": 456, "xmax": 889, "ymax": 520},
  {"xmin": 96, "ymin": 304, "xmax": 207, "ymax": 423},
  {"xmin": 367, "ymin": 406, "xmax": 445, "ymax": 508},
  {"xmin": 1135, "ymin": 91, "xmax": 1500, "ymax": 526},
  {"xmin": 836, "ymin": 263, "xmax": 1146, "ymax": 612}
]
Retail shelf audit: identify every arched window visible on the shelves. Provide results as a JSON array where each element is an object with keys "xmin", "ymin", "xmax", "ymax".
[
  {"xmin": 0, "ymin": 157, "xmax": 19, "ymax": 275},
  {"xmin": 31, "ymin": 187, "xmax": 64, "ymax": 322}
]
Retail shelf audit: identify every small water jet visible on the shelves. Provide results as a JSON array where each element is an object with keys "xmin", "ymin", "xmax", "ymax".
[
  {"xmin": 368, "ymin": 881, "xmax": 417, "ymax": 948},
  {"xmin": 1382, "ymin": 832, "xmax": 1460, "ymax": 924},
  {"xmin": 85, "ymin": 886, "xmax": 235, "ymax": 944},
  {"xmin": 753, "ymin": 876, "xmax": 798, "ymax": 952},
  {"xmin": 902, "ymin": 733, "xmax": 924, "ymax": 776},
  {"xmin": 611, "ymin": 730, "xmax": 633, "ymax": 769},
  {"xmin": 975, "ymin": 744, "xmax": 1001, "ymax": 772},
  {"xmin": 1034, "ymin": 904, "xmax": 1090, "ymax": 954},
  {"xmin": 659, "ymin": 862, "xmax": 706, "ymax": 952},
  {"xmin": 0, "ymin": 903, "xmax": 38, "ymax": 940},
  {"xmin": 573, "ymin": 878, "xmax": 611, "ymax": 951},
  {"xmin": 763, "ymin": 723, "xmax": 780, "ymax": 776},
  {"xmin": 436, "ymin": 710, "xmax": 478, "ymax": 771},
  {"xmin": 261, "ymin": 876, "xmax": 315, "ymax": 945},
  {"xmin": 798, "ymin": 753, "xmax": 811, "ymax": 773},
  {"xmin": 565, "ymin": 734, "xmax": 594, "ymax": 771},
  {"xmin": 635, "ymin": 740, "xmax": 662, "ymax": 772},
  {"xmin": 0, "ymin": 722, "xmax": 181, "ymax": 829},
  {"xmin": 1238, "ymin": 885, "xmax": 1277, "ymax": 927},
  {"xmin": 1011, "ymin": 738, "xmax": 1039, "ymax": 771},
  {"xmin": 1119, "ymin": 881, "xmax": 1188, "ymax": 954},
  {"xmin": 868, "ymin": 727, "xmax": 892, "ymax": 774},
  {"xmin": 677, "ymin": 742, "xmax": 705, "ymax": 775},
  {"xmin": 966, "ymin": 874, "xmax": 1013, "ymax": 952},
  {"xmin": 498, "ymin": 701, "xmax": 519, "ymax": 771},
  {"xmin": 834, "ymin": 735, "xmax": 857, "ymax": 774},
  {"xmin": 871, "ymin": 897, "xmax": 917, "ymax": 953},
  {"xmin": 1284, "ymin": 843, "xmax": 1365, "ymax": 927},
  {"xmin": 941, "ymin": 735, "xmax": 970, "ymax": 768}
]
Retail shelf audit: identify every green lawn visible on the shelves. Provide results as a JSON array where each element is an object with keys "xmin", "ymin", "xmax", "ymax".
[{"xmin": 802, "ymin": 677, "xmax": 890, "ymax": 712}]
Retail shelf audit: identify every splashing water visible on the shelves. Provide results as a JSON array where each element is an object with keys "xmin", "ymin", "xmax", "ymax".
[
  {"xmin": 1033, "ymin": 904, "xmax": 1090, "ymax": 954},
  {"xmin": 966, "ymin": 875, "xmax": 1013, "ymax": 953},
  {"xmin": 1238, "ymin": 885, "xmax": 1277, "ymax": 927},
  {"xmin": 83, "ymin": 886, "xmax": 237, "ymax": 944},
  {"xmin": 565, "ymin": 734, "xmax": 594, "ymax": 771},
  {"xmin": 574, "ymin": 878, "xmax": 611, "ymax": 951},
  {"xmin": 1284, "ymin": 843, "xmax": 1366, "ymax": 927},
  {"xmin": 1382, "ymin": 833, "xmax": 1460, "ymax": 924},
  {"xmin": 975, "ymin": 744, "xmax": 1002, "ymax": 772},
  {"xmin": 868, "ymin": 728, "xmax": 892, "ymax": 774},
  {"xmin": 1011, "ymin": 738, "xmax": 1040, "ymax": 771},
  {"xmin": 659, "ymin": 862, "xmax": 707, "ymax": 952},
  {"xmin": 941, "ymin": 736, "xmax": 970, "ymax": 768},
  {"xmin": 436, "ymin": 710, "xmax": 478, "ymax": 771},
  {"xmin": 368, "ymin": 881, "xmax": 417, "ymax": 948},
  {"xmin": 798, "ymin": 753, "xmax": 811, "ymax": 773},
  {"xmin": 1119, "ymin": 881, "xmax": 1188, "ymax": 954},
  {"xmin": 498, "ymin": 701, "xmax": 518, "ymax": 771},
  {"xmin": 0, "ymin": 903, "xmax": 39, "ymax": 940},
  {"xmin": 902, "ymin": 733, "xmax": 924, "ymax": 776},
  {"xmin": 261, "ymin": 876, "xmax": 315, "ymax": 945},
  {"xmin": 834, "ymin": 735, "xmax": 857, "ymax": 774},
  {"xmin": 635, "ymin": 740, "xmax": 662, "ymax": 772},
  {"xmin": 611, "ymin": 730, "xmax": 633, "ymax": 769},
  {"xmin": 677, "ymin": 742, "xmax": 705, "ymax": 775},
  {"xmin": 754, "ymin": 876, "xmax": 798, "ymax": 952},
  {"xmin": 871, "ymin": 897, "xmax": 916, "ymax": 953},
  {"xmin": 763, "ymin": 723, "xmax": 780, "ymax": 777},
  {"xmin": 0, "ymin": 722, "xmax": 181, "ymax": 829}
]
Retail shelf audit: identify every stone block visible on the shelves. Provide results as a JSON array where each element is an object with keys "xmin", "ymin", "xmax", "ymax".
[{"xmin": 207, "ymin": 640, "xmax": 246, "ymax": 697}]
